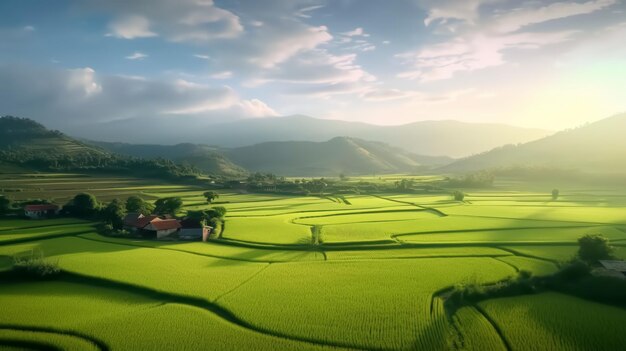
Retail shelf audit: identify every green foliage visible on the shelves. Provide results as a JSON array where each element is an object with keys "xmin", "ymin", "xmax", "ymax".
[
  {"xmin": 12, "ymin": 250, "xmax": 61, "ymax": 278},
  {"xmin": 203, "ymin": 191, "xmax": 220, "ymax": 203},
  {"xmin": 0, "ymin": 195, "xmax": 11, "ymax": 214},
  {"xmin": 65, "ymin": 193, "xmax": 100, "ymax": 218},
  {"xmin": 125, "ymin": 196, "xmax": 154, "ymax": 215},
  {"xmin": 577, "ymin": 234, "xmax": 613, "ymax": 263},
  {"xmin": 206, "ymin": 206, "xmax": 227, "ymax": 219},
  {"xmin": 153, "ymin": 197, "xmax": 183, "ymax": 215},
  {"xmin": 453, "ymin": 190, "xmax": 465, "ymax": 201},
  {"xmin": 447, "ymin": 171, "xmax": 494, "ymax": 188},
  {"xmin": 552, "ymin": 188, "xmax": 560, "ymax": 200},
  {"xmin": 101, "ymin": 199, "xmax": 127, "ymax": 229}
]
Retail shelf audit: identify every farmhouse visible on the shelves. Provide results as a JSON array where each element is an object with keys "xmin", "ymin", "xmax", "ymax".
[
  {"xmin": 143, "ymin": 219, "xmax": 181, "ymax": 239},
  {"xmin": 179, "ymin": 218, "xmax": 212, "ymax": 241},
  {"xmin": 24, "ymin": 204, "xmax": 59, "ymax": 219}
]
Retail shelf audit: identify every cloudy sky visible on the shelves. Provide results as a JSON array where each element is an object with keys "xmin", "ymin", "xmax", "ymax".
[{"xmin": 1, "ymin": 0, "xmax": 625, "ymax": 132}]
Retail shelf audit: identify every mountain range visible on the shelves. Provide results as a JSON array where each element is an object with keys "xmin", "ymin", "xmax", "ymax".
[
  {"xmin": 74, "ymin": 115, "xmax": 550, "ymax": 158},
  {"xmin": 442, "ymin": 113, "xmax": 626, "ymax": 175}
]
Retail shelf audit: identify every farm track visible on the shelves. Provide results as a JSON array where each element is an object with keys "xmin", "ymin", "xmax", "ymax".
[
  {"xmin": 0, "ymin": 324, "xmax": 107, "ymax": 351},
  {"xmin": 0, "ymin": 271, "xmax": 365, "ymax": 351},
  {"xmin": 392, "ymin": 224, "xmax": 599, "ymax": 240},
  {"xmin": 369, "ymin": 194, "xmax": 448, "ymax": 217}
]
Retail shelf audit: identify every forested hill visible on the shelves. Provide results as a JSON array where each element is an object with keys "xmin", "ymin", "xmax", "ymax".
[
  {"xmin": 224, "ymin": 137, "xmax": 453, "ymax": 176},
  {"xmin": 441, "ymin": 113, "xmax": 626, "ymax": 175},
  {"xmin": 91, "ymin": 141, "xmax": 248, "ymax": 177},
  {"xmin": 0, "ymin": 116, "xmax": 201, "ymax": 180}
]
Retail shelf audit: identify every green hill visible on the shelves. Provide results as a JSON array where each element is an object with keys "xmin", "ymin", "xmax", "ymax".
[
  {"xmin": 441, "ymin": 113, "xmax": 626, "ymax": 175},
  {"xmin": 0, "ymin": 116, "xmax": 108, "ymax": 158},
  {"xmin": 92, "ymin": 142, "xmax": 247, "ymax": 177},
  {"xmin": 224, "ymin": 137, "xmax": 453, "ymax": 176}
]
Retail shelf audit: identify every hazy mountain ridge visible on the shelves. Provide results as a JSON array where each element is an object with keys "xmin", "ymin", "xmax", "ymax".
[
  {"xmin": 441, "ymin": 113, "xmax": 626, "ymax": 174},
  {"xmin": 224, "ymin": 137, "xmax": 453, "ymax": 176},
  {"xmin": 76, "ymin": 115, "xmax": 550, "ymax": 158}
]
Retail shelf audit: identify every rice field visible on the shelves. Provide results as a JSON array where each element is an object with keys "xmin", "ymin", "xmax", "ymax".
[{"xmin": 1, "ymin": 173, "xmax": 626, "ymax": 350}]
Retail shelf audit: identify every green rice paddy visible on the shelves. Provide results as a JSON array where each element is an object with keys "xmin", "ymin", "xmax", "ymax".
[{"xmin": 1, "ymin": 172, "xmax": 625, "ymax": 350}]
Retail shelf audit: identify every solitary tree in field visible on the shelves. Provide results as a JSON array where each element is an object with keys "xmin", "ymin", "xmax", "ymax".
[
  {"xmin": 577, "ymin": 234, "xmax": 613, "ymax": 264},
  {"xmin": 125, "ymin": 196, "xmax": 154, "ymax": 215},
  {"xmin": 154, "ymin": 197, "xmax": 183, "ymax": 215},
  {"xmin": 552, "ymin": 189, "xmax": 560, "ymax": 201},
  {"xmin": 203, "ymin": 191, "xmax": 219, "ymax": 204},
  {"xmin": 453, "ymin": 191, "xmax": 465, "ymax": 202}
]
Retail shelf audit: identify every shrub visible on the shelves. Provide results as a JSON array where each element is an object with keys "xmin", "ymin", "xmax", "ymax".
[
  {"xmin": 577, "ymin": 234, "xmax": 613, "ymax": 264},
  {"xmin": 12, "ymin": 251, "xmax": 61, "ymax": 278},
  {"xmin": 453, "ymin": 191, "xmax": 465, "ymax": 201},
  {"xmin": 552, "ymin": 189, "xmax": 560, "ymax": 200}
]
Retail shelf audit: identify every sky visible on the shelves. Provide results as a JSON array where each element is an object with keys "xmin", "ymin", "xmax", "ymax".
[{"xmin": 0, "ymin": 0, "xmax": 625, "ymax": 133}]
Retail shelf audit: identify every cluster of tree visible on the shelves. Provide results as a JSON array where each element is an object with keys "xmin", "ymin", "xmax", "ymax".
[
  {"xmin": 186, "ymin": 206, "xmax": 228, "ymax": 237},
  {"xmin": 0, "ymin": 196, "xmax": 12, "ymax": 214},
  {"xmin": 448, "ymin": 234, "xmax": 623, "ymax": 309},
  {"xmin": 0, "ymin": 150, "xmax": 202, "ymax": 181},
  {"xmin": 62, "ymin": 193, "xmax": 165, "ymax": 231},
  {"xmin": 446, "ymin": 171, "xmax": 495, "ymax": 188}
]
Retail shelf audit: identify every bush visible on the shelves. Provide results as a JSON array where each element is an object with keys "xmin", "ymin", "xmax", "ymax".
[
  {"xmin": 12, "ymin": 251, "xmax": 61, "ymax": 278},
  {"xmin": 552, "ymin": 188, "xmax": 560, "ymax": 200},
  {"xmin": 577, "ymin": 234, "xmax": 613, "ymax": 264},
  {"xmin": 453, "ymin": 191, "xmax": 465, "ymax": 201}
]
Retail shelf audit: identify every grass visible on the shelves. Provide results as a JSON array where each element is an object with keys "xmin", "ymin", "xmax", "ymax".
[
  {"xmin": 219, "ymin": 258, "xmax": 514, "ymax": 350},
  {"xmin": 479, "ymin": 292, "xmax": 626, "ymax": 351},
  {"xmin": 2, "ymin": 173, "xmax": 626, "ymax": 350}
]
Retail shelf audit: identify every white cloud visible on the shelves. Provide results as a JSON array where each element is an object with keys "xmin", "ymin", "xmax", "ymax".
[
  {"xmin": 342, "ymin": 27, "xmax": 365, "ymax": 37},
  {"xmin": 193, "ymin": 54, "xmax": 211, "ymax": 60},
  {"xmin": 107, "ymin": 15, "xmax": 157, "ymax": 39},
  {"xmin": 251, "ymin": 49, "xmax": 376, "ymax": 86},
  {"xmin": 295, "ymin": 5, "xmax": 325, "ymax": 18},
  {"xmin": 23, "ymin": 25, "xmax": 36, "ymax": 32},
  {"xmin": 234, "ymin": 99, "xmax": 280, "ymax": 117},
  {"xmin": 403, "ymin": 0, "xmax": 617, "ymax": 82},
  {"xmin": 125, "ymin": 52, "xmax": 148, "ymax": 60},
  {"xmin": 210, "ymin": 71, "xmax": 233, "ymax": 79},
  {"xmin": 398, "ymin": 30, "xmax": 577, "ymax": 81},
  {"xmin": 0, "ymin": 64, "xmax": 276, "ymax": 126},
  {"xmin": 491, "ymin": 0, "xmax": 617, "ymax": 33},
  {"xmin": 94, "ymin": 0, "xmax": 243, "ymax": 42}
]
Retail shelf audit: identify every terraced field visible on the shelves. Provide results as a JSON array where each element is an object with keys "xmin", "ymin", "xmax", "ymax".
[{"xmin": 1, "ymin": 173, "xmax": 626, "ymax": 350}]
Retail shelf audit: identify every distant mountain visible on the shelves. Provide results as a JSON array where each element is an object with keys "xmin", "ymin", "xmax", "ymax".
[
  {"xmin": 77, "ymin": 115, "xmax": 550, "ymax": 158},
  {"xmin": 224, "ymin": 137, "xmax": 453, "ymax": 176},
  {"xmin": 92, "ymin": 141, "xmax": 247, "ymax": 177},
  {"xmin": 441, "ymin": 114, "xmax": 626, "ymax": 174}
]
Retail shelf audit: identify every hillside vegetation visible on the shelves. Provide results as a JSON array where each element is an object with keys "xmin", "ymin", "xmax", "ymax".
[
  {"xmin": 442, "ymin": 113, "xmax": 626, "ymax": 176},
  {"xmin": 225, "ymin": 137, "xmax": 452, "ymax": 176}
]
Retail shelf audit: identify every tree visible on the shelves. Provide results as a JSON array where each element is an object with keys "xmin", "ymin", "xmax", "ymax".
[
  {"xmin": 577, "ymin": 234, "xmax": 613, "ymax": 263},
  {"xmin": 101, "ymin": 199, "xmax": 126, "ymax": 229},
  {"xmin": 552, "ymin": 189, "xmax": 560, "ymax": 201},
  {"xmin": 203, "ymin": 191, "xmax": 219, "ymax": 204},
  {"xmin": 453, "ymin": 191, "xmax": 465, "ymax": 201},
  {"xmin": 206, "ymin": 206, "xmax": 227, "ymax": 219},
  {"xmin": 154, "ymin": 197, "xmax": 183, "ymax": 215},
  {"xmin": 66, "ymin": 193, "xmax": 99, "ymax": 217},
  {"xmin": 125, "ymin": 196, "xmax": 154, "ymax": 215},
  {"xmin": 0, "ymin": 196, "xmax": 11, "ymax": 214}
]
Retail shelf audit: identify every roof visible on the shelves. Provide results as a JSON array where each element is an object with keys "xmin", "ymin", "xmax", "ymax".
[
  {"xmin": 134, "ymin": 215, "xmax": 160, "ymax": 228},
  {"xmin": 123, "ymin": 213, "xmax": 144, "ymax": 226},
  {"xmin": 147, "ymin": 219, "xmax": 181, "ymax": 231},
  {"xmin": 25, "ymin": 204, "xmax": 59, "ymax": 211},
  {"xmin": 599, "ymin": 260, "xmax": 626, "ymax": 272}
]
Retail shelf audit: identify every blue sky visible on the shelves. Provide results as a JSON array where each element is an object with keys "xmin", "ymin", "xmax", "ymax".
[{"xmin": 0, "ymin": 0, "xmax": 625, "ymax": 134}]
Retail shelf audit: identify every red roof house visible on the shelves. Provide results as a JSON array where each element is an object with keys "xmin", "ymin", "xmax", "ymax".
[{"xmin": 24, "ymin": 204, "xmax": 59, "ymax": 219}]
